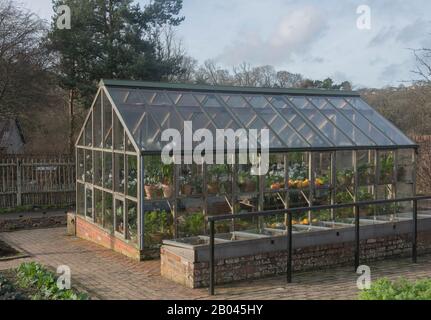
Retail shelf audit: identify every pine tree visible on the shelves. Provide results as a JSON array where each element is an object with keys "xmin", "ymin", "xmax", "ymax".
[{"xmin": 47, "ymin": 0, "xmax": 185, "ymax": 154}]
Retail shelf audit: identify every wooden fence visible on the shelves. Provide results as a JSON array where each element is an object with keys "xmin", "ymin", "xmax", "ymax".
[{"xmin": 0, "ymin": 155, "xmax": 75, "ymax": 209}]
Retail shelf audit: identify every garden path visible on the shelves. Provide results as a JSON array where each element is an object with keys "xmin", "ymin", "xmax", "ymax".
[{"xmin": 1, "ymin": 228, "xmax": 430, "ymax": 300}]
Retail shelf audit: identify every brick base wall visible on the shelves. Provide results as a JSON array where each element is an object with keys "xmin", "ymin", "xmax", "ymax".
[
  {"xmin": 73, "ymin": 214, "xmax": 141, "ymax": 261},
  {"xmin": 161, "ymin": 232, "xmax": 431, "ymax": 289}
]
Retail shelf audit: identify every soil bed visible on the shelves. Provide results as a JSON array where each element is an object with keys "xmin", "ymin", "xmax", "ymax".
[
  {"xmin": 0, "ymin": 240, "xmax": 19, "ymax": 258},
  {"xmin": 0, "ymin": 270, "xmax": 32, "ymax": 300}
]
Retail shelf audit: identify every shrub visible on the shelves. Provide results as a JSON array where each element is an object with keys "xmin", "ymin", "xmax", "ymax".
[{"xmin": 359, "ymin": 278, "xmax": 431, "ymax": 300}]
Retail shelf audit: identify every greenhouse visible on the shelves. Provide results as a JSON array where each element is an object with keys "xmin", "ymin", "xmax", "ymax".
[{"xmin": 74, "ymin": 79, "xmax": 419, "ymax": 261}]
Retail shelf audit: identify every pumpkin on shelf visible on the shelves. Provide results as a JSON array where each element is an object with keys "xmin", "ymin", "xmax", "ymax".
[{"xmin": 270, "ymin": 182, "xmax": 284, "ymax": 190}]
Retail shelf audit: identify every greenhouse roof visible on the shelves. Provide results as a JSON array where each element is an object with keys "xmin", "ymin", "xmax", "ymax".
[{"xmin": 101, "ymin": 79, "xmax": 417, "ymax": 153}]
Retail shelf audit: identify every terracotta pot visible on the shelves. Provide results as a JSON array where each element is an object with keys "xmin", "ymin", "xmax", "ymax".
[
  {"xmin": 207, "ymin": 182, "xmax": 219, "ymax": 194},
  {"xmin": 150, "ymin": 232, "xmax": 164, "ymax": 244},
  {"xmin": 144, "ymin": 185, "xmax": 159, "ymax": 200},
  {"xmin": 162, "ymin": 184, "xmax": 173, "ymax": 199},
  {"xmin": 243, "ymin": 179, "xmax": 256, "ymax": 193},
  {"xmin": 181, "ymin": 184, "xmax": 193, "ymax": 196}
]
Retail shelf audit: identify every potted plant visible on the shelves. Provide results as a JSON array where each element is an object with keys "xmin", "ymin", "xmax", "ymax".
[
  {"xmin": 191, "ymin": 175, "xmax": 203, "ymax": 194},
  {"xmin": 116, "ymin": 206, "xmax": 125, "ymax": 234},
  {"xmin": 336, "ymin": 169, "xmax": 354, "ymax": 189},
  {"xmin": 238, "ymin": 171, "xmax": 257, "ymax": 193},
  {"xmin": 144, "ymin": 167, "xmax": 160, "ymax": 200},
  {"xmin": 145, "ymin": 210, "xmax": 173, "ymax": 246},
  {"xmin": 358, "ymin": 189, "xmax": 374, "ymax": 216},
  {"xmin": 179, "ymin": 168, "xmax": 193, "ymax": 196},
  {"xmin": 266, "ymin": 162, "xmax": 285, "ymax": 190},
  {"xmin": 127, "ymin": 206, "xmax": 138, "ymax": 243},
  {"xmin": 161, "ymin": 164, "xmax": 174, "ymax": 199},
  {"xmin": 181, "ymin": 183, "xmax": 193, "ymax": 196},
  {"xmin": 267, "ymin": 172, "xmax": 284, "ymax": 190},
  {"xmin": 207, "ymin": 164, "xmax": 229, "ymax": 194},
  {"xmin": 95, "ymin": 201, "xmax": 103, "ymax": 225},
  {"xmin": 357, "ymin": 163, "xmax": 374, "ymax": 185}
]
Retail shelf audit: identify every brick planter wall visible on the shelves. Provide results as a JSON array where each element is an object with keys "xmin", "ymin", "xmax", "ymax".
[
  {"xmin": 161, "ymin": 229, "xmax": 431, "ymax": 289},
  {"xmin": 72, "ymin": 214, "xmax": 141, "ymax": 260}
]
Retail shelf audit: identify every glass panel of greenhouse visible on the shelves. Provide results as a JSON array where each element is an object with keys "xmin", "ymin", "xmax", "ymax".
[{"xmin": 75, "ymin": 79, "xmax": 418, "ymax": 254}]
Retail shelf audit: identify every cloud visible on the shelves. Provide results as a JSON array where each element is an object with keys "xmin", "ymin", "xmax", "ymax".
[
  {"xmin": 217, "ymin": 6, "xmax": 328, "ymax": 65},
  {"xmin": 380, "ymin": 63, "xmax": 403, "ymax": 80},
  {"xmin": 369, "ymin": 19, "xmax": 431, "ymax": 49},
  {"xmin": 396, "ymin": 19, "xmax": 430, "ymax": 43},
  {"xmin": 368, "ymin": 27, "xmax": 397, "ymax": 48},
  {"xmin": 331, "ymin": 71, "xmax": 349, "ymax": 83},
  {"xmin": 379, "ymin": 59, "xmax": 415, "ymax": 84}
]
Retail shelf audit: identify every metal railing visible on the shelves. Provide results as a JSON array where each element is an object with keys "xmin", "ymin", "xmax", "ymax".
[{"xmin": 207, "ymin": 195, "xmax": 431, "ymax": 295}]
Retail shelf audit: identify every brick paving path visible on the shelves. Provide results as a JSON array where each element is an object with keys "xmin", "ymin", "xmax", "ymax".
[{"xmin": 1, "ymin": 228, "xmax": 430, "ymax": 300}]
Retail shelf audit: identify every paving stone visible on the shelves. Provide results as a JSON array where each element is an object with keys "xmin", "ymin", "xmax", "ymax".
[{"xmin": 1, "ymin": 228, "xmax": 431, "ymax": 300}]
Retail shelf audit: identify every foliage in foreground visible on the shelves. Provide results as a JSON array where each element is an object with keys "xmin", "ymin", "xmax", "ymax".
[
  {"xmin": 16, "ymin": 262, "xmax": 89, "ymax": 300},
  {"xmin": 0, "ymin": 274, "xmax": 25, "ymax": 300},
  {"xmin": 359, "ymin": 278, "xmax": 431, "ymax": 300}
]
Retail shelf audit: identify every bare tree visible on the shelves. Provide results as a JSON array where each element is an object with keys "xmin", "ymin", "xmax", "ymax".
[
  {"xmin": 252, "ymin": 65, "xmax": 276, "ymax": 87},
  {"xmin": 412, "ymin": 48, "xmax": 431, "ymax": 82},
  {"xmin": 194, "ymin": 60, "xmax": 233, "ymax": 85},
  {"xmin": 276, "ymin": 71, "xmax": 304, "ymax": 88},
  {"xmin": 0, "ymin": 0, "xmax": 50, "ymax": 116},
  {"xmin": 232, "ymin": 62, "xmax": 257, "ymax": 86}
]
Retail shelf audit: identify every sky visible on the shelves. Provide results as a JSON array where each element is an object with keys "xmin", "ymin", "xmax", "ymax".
[{"xmin": 20, "ymin": 0, "xmax": 431, "ymax": 88}]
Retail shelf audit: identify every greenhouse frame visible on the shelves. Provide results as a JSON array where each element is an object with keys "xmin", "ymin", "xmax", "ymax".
[{"xmin": 74, "ymin": 79, "xmax": 418, "ymax": 260}]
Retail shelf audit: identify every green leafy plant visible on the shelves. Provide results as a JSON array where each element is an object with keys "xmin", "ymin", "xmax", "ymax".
[
  {"xmin": 183, "ymin": 212, "xmax": 205, "ymax": 236},
  {"xmin": 359, "ymin": 278, "xmax": 431, "ymax": 300},
  {"xmin": 16, "ymin": 262, "xmax": 89, "ymax": 300},
  {"xmin": 357, "ymin": 189, "xmax": 374, "ymax": 216},
  {"xmin": 161, "ymin": 164, "xmax": 174, "ymax": 184},
  {"xmin": 144, "ymin": 156, "xmax": 163, "ymax": 186},
  {"xmin": 336, "ymin": 169, "xmax": 354, "ymax": 188},
  {"xmin": 208, "ymin": 164, "xmax": 230, "ymax": 193},
  {"xmin": 191, "ymin": 175, "xmax": 203, "ymax": 194},
  {"xmin": 288, "ymin": 162, "xmax": 307, "ymax": 180},
  {"xmin": 357, "ymin": 163, "xmax": 375, "ymax": 185},
  {"xmin": 127, "ymin": 206, "xmax": 138, "ymax": 241},
  {"xmin": 144, "ymin": 210, "xmax": 174, "ymax": 247},
  {"xmin": 380, "ymin": 153, "xmax": 394, "ymax": 183},
  {"xmin": 127, "ymin": 157, "xmax": 138, "ymax": 197},
  {"xmin": 208, "ymin": 164, "xmax": 229, "ymax": 182},
  {"xmin": 144, "ymin": 167, "xmax": 161, "ymax": 185}
]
